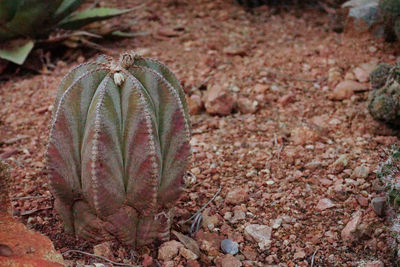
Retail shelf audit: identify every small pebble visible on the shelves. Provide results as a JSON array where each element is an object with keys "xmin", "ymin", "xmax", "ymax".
[
  {"xmin": 371, "ymin": 197, "xmax": 386, "ymax": 217},
  {"xmin": 0, "ymin": 244, "xmax": 13, "ymax": 257},
  {"xmin": 221, "ymin": 239, "xmax": 239, "ymax": 255}
]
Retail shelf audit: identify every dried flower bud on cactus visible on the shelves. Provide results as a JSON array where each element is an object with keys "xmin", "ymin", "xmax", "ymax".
[{"xmin": 46, "ymin": 52, "xmax": 191, "ymax": 246}]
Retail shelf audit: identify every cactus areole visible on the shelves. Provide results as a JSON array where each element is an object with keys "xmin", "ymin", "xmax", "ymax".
[{"xmin": 46, "ymin": 52, "xmax": 191, "ymax": 246}]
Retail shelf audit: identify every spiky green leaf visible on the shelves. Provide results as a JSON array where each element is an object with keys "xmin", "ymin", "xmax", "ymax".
[
  {"xmin": 4, "ymin": 0, "xmax": 62, "ymax": 38},
  {"xmin": 81, "ymin": 75, "xmax": 125, "ymax": 218},
  {"xmin": 59, "ymin": 7, "xmax": 134, "ymax": 30},
  {"xmin": 0, "ymin": 0, "xmax": 21, "ymax": 23},
  {"xmin": 120, "ymin": 72, "xmax": 160, "ymax": 215},
  {"xmin": 53, "ymin": 0, "xmax": 83, "ymax": 22},
  {"xmin": 0, "ymin": 40, "xmax": 34, "ymax": 65}
]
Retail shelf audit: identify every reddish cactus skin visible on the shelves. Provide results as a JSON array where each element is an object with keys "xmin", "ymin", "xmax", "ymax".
[{"xmin": 46, "ymin": 52, "xmax": 191, "ymax": 246}]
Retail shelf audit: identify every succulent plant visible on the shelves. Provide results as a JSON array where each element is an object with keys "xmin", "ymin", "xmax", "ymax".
[
  {"xmin": 376, "ymin": 146, "xmax": 400, "ymax": 261},
  {"xmin": 0, "ymin": 0, "xmax": 137, "ymax": 65},
  {"xmin": 370, "ymin": 63, "xmax": 392, "ymax": 89},
  {"xmin": 342, "ymin": 0, "xmax": 400, "ymax": 41},
  {"xmin": 46, "ymin": 51, "xmax": 191, "ymax": 246},
  {"xmin": 368, "ymin": 63, "xmax": 400, "ymax": 127},
  {"xmin": 377, "ymin": 146, "xmax": 400, "ymax": 206}
]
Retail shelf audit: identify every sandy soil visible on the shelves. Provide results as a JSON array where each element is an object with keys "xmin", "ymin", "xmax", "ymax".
[{"xmin": 1, "ymin": 0, "xmax": 400, "ymax": 266}]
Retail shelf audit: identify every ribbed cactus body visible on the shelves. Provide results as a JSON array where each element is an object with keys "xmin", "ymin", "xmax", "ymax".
[
  {"xmin": 368, "ymin": 63, "xmax": 400, "ymax": 128},
  {"xmin": 47, "ymin": 52, "xmax": 191, "ymax": 246}
]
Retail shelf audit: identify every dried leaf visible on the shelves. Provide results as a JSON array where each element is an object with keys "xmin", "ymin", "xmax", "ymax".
[{"xmin": 172, "ymin": 230, "xmax": 201, "ymax": 257}]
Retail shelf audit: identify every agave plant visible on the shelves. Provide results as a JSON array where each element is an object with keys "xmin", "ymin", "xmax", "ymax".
[
  {"xmin": 46, "ymin": 51, "xmax": 191, "ymax": 246},
  {"xmin": 0, "ymin": 0, "xmax": 136, "ymax": 65}
]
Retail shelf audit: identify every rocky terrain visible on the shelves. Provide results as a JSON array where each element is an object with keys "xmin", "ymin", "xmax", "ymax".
[{"xmin": 0, "ymin": 0, "xmax": 400, "ymax": 266}]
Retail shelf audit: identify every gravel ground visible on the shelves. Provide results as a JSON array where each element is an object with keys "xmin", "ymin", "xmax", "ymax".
[{"xmin": 0, "ymin": 0, "xmax": 400, "ymax": 266}]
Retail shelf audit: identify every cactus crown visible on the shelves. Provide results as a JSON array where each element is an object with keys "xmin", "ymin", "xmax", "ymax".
[{"xmin": 46, "ymin": 51, "xmax": 191, "ymax": 246}]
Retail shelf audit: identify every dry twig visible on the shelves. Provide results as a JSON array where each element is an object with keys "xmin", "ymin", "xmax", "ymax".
[
  {"xmin": 21, "ymin": 206, "xmax": 52, "ymax": 216},
  {"xmin": 180, "ymin": 185, "xmax": 222, "ymax": 225},
  {"xmin": 311, "ymin": 248, "xmax": 319, "ymax": 267},
  {"xmin": 11, "ymin": 195, "xmax": 46, "ymax": 201},
  {"xmin": 63, "ymin": 250, "xmax": 139, "ymax": 267}
]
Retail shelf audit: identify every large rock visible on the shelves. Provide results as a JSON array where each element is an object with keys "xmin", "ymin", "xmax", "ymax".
[
  {"xmin": 0, "ymin": 161, "xmax": 64, "ymax": 267},
  {"xmin": 204, "ymin": 85, "xmax": 235, "ymax": 116},
  {"xmin": 237, "ymin": 97, "xmax": 258, "ymax": 114},
  {"xmin": 316, "ymin": 198, "xmax": 335, "ymax": 211},
  {"xmin": 371, "ymin": 197, "xmax": 386, "ymax": 217},
  {"xmin": 353, "ymin": 67, "xmax": 369, "ymax": 83},
  {"xmin": 221, "ymin": 254, "xmax": 242, "ymax": 267},
  {"xmin": 93, "ymin": 242, "xmax": 114, "ymax": 260},
  {"xmin": 0, "ymin": 216, "xmax": 64, "ymax": 267},
  {"xmin": 187, "ymin": 94, "xmax": 203, "ymax": 115},
  {"xmin": 330, "ymin": 81, "xmax": 365, "ymax": 100},
  {"xmin": 291, "ymin": 126, "xmax": 319, "ymax": 145},
  {"xmin": 158, "ymin": 240, "xmax": 184, "ymax": 261},
  {"xmin": 363, "ymin": 260, "xmax": 384, "ymax": 267},
  {"xmin": 352, "ymin": 165, "xmax": 370, "ymax": 179},
  {"xmin": 341, "ymin": 210, "xmax": 362, "ymax": 242},
  {"xmin": 244, "ymin": 224, "xmax": 272, "ymax": 250},
  {"xmin": 225, "ymin": 188, "xmax": 248, "ymax": 205},
  {"xmin": 353, "ymin": 61, "xmax": 377, "ymax": 83}
]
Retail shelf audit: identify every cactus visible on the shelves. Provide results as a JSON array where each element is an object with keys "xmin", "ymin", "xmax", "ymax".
[
  {"xmin": 368, "ymin": 63, "xmax": 400, "ymax": 127},
  {"xmin": 377, "ymin": 146, "xmax": 400, "ymax": 207},
  {"xmin": 370, "ymin": 63, "xmax": 392, "ymax": 90},
  {"xmin": 376, "ymin": 146, "xmax": 400, "ymax": 261},
  {"xmin": 46, "ymin": 51, "xmax": 191, "ymax": 246}
]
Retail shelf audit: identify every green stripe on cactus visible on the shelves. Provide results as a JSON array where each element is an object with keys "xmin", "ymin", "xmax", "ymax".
[
  {"xmin": 134, "ymin": 58, "xmax": 191, "ymax": 133},
  {"xmin": 53, "ymin": 0, "xmax": 83, "ymax": 23},
  {"xmin": 121, "ymin": 73, "xmax": 160, "ymax": 216},
  {"xmin": 127, "ymin": 66, "xmax": 190, "ymax": 205},
  {"xmin": 81, "ymin": 75, "xmax": 126, "ymax": 217},
  {"xmin": 54, "ymin": 62, "xmax": 109, "ymax": 107}
]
